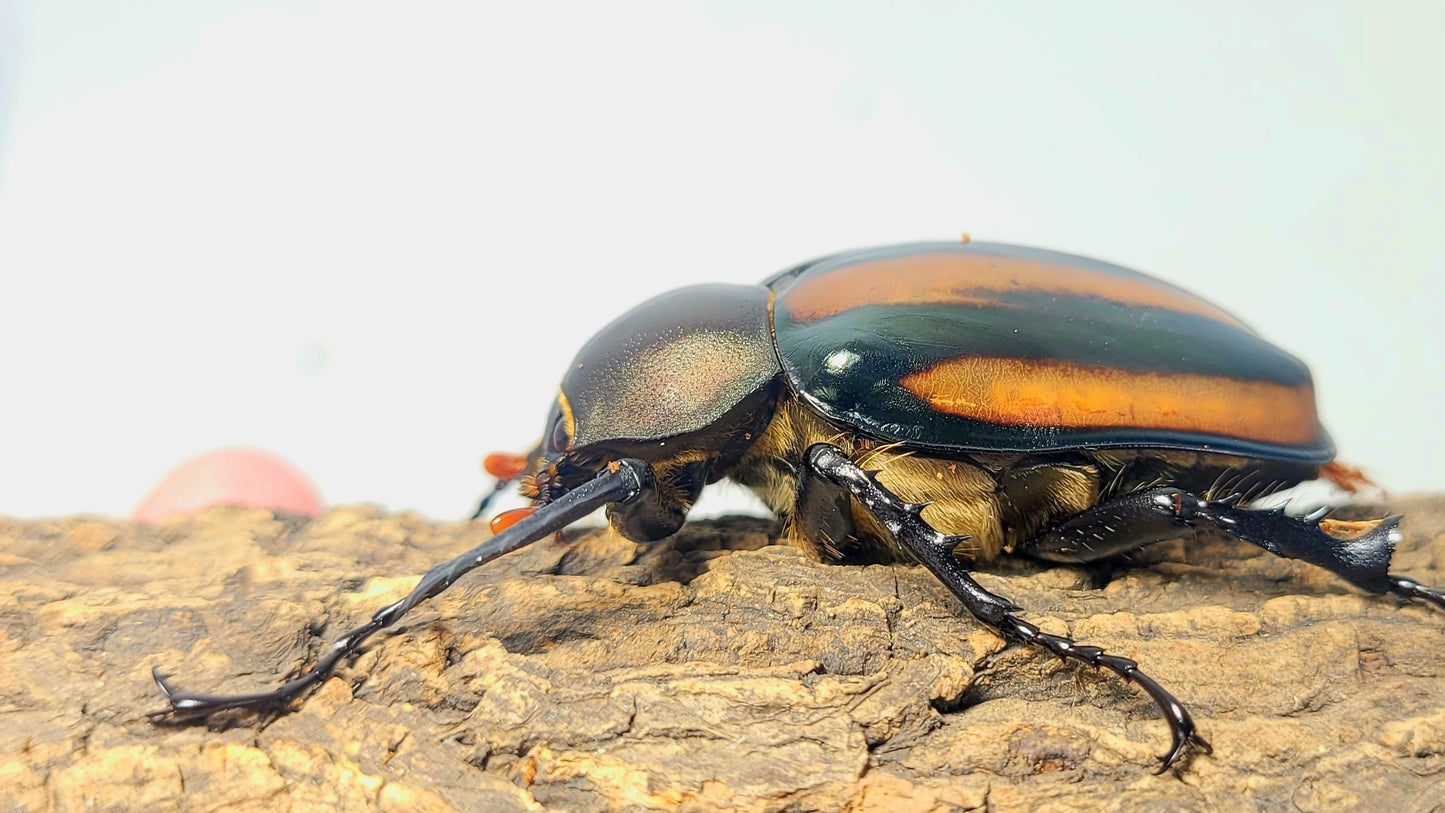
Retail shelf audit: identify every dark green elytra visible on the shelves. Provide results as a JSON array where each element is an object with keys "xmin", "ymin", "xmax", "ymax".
[{"xmin": 766, "ymin": 242, "xmax": 1332, "ymax": 462}]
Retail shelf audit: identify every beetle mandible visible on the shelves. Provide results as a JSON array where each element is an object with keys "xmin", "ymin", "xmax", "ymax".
[{"xmin": 151, "ymin": 240, "xmax": 1445, "ymax": 772}]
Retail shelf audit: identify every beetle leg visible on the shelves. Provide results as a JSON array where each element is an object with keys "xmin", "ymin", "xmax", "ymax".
[
  {"xmin": 149, "ymin": 459, "xmax": 656, "ymax": 722},
  {"xmin": 1016, "ymin": 487, "xmax": 1444, "ymax": 609},
  {"xmin": 804, "ymin": 443, "xmax": 1207, "ymax": 773},
  {"xmin": 606, "ymin": 459, "xmax": 708, "ymax": 543},
  {"xmin": 794, "ymin": 463, "xmax": 858, "ymax": 561},
  {"xmin": 1390, "ymin": 576, "xmax": 1445, "ymax": 611}
]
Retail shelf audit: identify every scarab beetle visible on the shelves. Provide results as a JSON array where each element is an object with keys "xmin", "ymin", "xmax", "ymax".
[{"xmin": 152, "ymin": 240, "xmax": 1445, "ymax": 772}]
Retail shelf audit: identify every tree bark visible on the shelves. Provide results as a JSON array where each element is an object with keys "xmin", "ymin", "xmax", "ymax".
[{"xmin": 2, "ymin": 498, "xmax": 1442, "ymax": 812}]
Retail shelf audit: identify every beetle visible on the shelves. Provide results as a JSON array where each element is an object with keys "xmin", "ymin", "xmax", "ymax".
[{"xmin": 151, "ymin": 239, "xmax": 1445, "ymax": 772}]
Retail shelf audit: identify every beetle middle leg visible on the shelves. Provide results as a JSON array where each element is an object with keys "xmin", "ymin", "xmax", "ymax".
[
  {"xmin": 1017, "ymin": 487, "xmax": 1445, "ymax": 610},
  {"xmin": 804, "ymin": 443, "xmax": 1209, "ymax": 773}
]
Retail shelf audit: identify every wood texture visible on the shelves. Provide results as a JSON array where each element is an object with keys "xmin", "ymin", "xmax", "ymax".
[{"xmin": 2, "ymin": 498, "xmax": 1443, "ymax": 812}]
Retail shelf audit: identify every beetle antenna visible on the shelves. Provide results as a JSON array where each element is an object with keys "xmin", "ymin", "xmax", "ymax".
[
  {"xmin": 471, "ymin": 451, "xmax": 534, "ymax": 519},
  {"xmin": 469, "ymin": 478, "xmax": 513, "ymax": 519}
]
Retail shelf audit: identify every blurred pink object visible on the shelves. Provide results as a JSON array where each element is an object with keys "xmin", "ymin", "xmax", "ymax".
[{"xmin": 133, "ymin": 448, "xmax": 323, "ymax": 523}]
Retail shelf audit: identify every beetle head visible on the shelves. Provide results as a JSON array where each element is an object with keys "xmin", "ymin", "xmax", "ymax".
[{"xmin": 519, "ymin": 284, "xmax": 781, "ymax": 517}]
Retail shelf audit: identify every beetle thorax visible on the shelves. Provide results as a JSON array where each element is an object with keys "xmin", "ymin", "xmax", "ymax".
[{"xmin": 559, "ymin": 284, "xmax": 778, "ymax": 447}]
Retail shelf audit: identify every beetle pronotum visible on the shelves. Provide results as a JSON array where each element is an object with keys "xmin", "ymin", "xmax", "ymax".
[{"xmin": 151, "ymin": 241, "xmax": 1444, "ymax": 772}]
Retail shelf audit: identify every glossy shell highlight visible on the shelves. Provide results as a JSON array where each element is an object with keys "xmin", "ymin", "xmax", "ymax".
[{"xmin": 768, "ymin": 242, "xmax": 1331, "ymax": 462}]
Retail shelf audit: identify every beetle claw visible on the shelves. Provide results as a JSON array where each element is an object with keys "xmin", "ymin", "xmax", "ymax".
[
  {"xmin": 1156, "ymin": 729, "xmax": 1211, "ymax": 774},
  {"xmin": 149, "ymin": 668, "xmax": 177, "ymax": 706},
  {"xmin": 147, "ymin": 667, "xmax": 195, "ymax": 718}
]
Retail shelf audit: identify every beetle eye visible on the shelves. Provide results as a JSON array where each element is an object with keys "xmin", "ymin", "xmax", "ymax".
[{"xmin": 548, "ymin": 414, "xmax": 571, "ymax": 452}]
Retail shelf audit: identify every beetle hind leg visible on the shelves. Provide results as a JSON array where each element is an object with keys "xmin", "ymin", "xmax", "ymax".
[
  {"xmin": 1388, "ymin": 576, "xmax": 1445, "ymax": 611},
  {"xmin": 804, "ymin": 443, "xmax": 1209, "ymax": 773},
  {"xmin": 1017, "ymin": 487, "xmax": 1445, "ymax": 611}
]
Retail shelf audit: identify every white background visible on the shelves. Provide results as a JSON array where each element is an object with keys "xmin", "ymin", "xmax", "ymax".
[{"xmin": 0, "ymin": 1, "xmax": 1440, "ymax": 521}]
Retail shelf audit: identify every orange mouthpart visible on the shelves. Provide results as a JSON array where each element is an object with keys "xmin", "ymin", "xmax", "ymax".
[
  {"xmin": 484, "ymin": 452, "xmax": 529, "ymax": 480},
  {"xmin": 489, "ymin": 506, "xmax": 537, "ymax": 535}
]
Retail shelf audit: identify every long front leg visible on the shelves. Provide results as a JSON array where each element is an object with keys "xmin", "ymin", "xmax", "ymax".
[
  {"xmin": 150, "ymin": 459, "xmax": 655, "ymax": 721},
  {"xmin": 805, "ymin": 443, "xmax": 1208, "ymax": 773}
]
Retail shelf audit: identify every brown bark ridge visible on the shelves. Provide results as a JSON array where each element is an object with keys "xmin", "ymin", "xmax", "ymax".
[{"xmin": 1, "ymin": 497, "xmax": 1442, "ymax": 813}]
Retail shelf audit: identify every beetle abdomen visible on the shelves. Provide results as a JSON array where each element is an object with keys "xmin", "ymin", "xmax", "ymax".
[{"xmin": 769, "ymin": 242, "xmax": 1332, "ymax": 462}]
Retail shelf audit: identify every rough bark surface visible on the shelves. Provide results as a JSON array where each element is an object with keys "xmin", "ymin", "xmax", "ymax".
[{"xmin": 2, "ymin": 497, "xmax": 1443, "ymax": 813}]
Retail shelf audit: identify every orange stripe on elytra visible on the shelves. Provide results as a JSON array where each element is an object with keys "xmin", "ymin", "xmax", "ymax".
[
  {"xmin": 900, "ymin": 357, "xmax": 1320, "ymax": 446},
  {"xmin": 783, "ymin": 253, "xmax": 1249, "ymax": 329}
]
